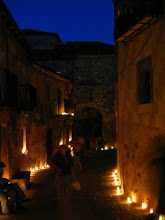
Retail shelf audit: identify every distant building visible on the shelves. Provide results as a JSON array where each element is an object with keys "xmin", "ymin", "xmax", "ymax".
[
  {"xmin": 23, "ymin": 31, "xmax": 116, "ymax": 149},
  {"xmin": 113, "ymin": 0, "xmax": 165, "ymax": 213},
  {"xmin": 0, "ymin": 0, "xmax": 73, "ymax": 178}
]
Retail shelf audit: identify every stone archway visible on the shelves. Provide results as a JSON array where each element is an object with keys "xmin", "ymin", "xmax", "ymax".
[{"xmin": 73, "ymin": 107, "xmax": 103, "ymax": 150}]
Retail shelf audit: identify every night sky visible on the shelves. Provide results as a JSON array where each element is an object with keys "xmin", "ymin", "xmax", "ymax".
[{"xmin": 3, "ymin": 0, "xmax": 114, "ymax": 45}]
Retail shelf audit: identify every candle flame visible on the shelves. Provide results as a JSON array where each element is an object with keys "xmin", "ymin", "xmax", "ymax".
[
  {"xmin": 61, "ymin": 112, "xmax": 68, "ymax": 115},
  {"xmin": 159, "ymin": 215, "xmax": 163, "ymax": 220},
  {"xmin": 117, "ymin": 187, "xmax": 120, "ymax": 195},
  {"xmin": 127, "ymin": 197, "xmax": 132, "ymax": 204},
  {"xmin": 59, "ymin": 141, "xmax": 63, "ymax": 146},
  {"xmin": 22, "ymin": 145, "xmax": 27, "ymax": 154},
  {"xmin": 142, "ymin": 203, "xmax": 147, "ymax": 209},
  {"xmin": 150, "ymin": 208, "xmax": 153, "ymax": 214},
  {"xmin": 132, "ymin": 194, "xmax": 136, "ymax": 203}
]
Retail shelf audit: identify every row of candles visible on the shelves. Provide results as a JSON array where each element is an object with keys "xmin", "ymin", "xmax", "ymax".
[
  {"xmin": 111, "ymin": 169, "xmax": 165, "ymax": 220},
  {"xmin": 30, "ymin": 164, "xmax": 50, "ymax": 176}
]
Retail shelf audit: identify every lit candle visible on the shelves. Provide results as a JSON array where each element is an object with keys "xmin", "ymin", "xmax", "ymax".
[
  {"xmin": 117, "ymin": 187, "xmax": 120, "ymax": 195},
  {"xmin": 61, "ymin": 112, "xmax": 68, "ymax": 115},
  {"xmin": 113, "ymin": 172, "xmax": 116, "ymax": 177},
  {"xmin": 142, "ymin": 203, "xmax": 147, "ymax": 209},
  {"xmin": 150, "ymin": 208, "xmax": 153, "ymax": 214},
  {"xmin": 59, "ymin": 141, "xmax": 63, "ymax": 146},
  {"xmin": 114, "ymin": 169, "xmax": 117, "ymax": 174},
  {"xmin": 115, "ymin": 179, "xmax": 119, "ymax": 185},
  {"xmin": 127, "ymin": 197, "xmax": 132, "ymax": 204},
  {"xmin": 159, "ymin": 215, "xmax": 163, "ymax": 220},
  {"xmin": 132, "ymin": 194, "xmax": 136, "ymax": 203}
]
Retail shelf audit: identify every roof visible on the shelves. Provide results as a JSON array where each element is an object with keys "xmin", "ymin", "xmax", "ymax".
[
  {"xmin": 64, "ymin": 41, "xmax": 115, "ymax": 55},
  {"xmin": 22, "ymin": 29, "xmax": 63, "ymax": 44},
  {"xmin": 0, "ymin": 0, "xmax": 20, "ymax": 32}
]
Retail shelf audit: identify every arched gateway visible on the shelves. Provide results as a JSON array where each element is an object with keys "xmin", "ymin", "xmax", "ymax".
[{"xmin": 73, "ymin": 107, "xmax": 103, "ymax": 150}]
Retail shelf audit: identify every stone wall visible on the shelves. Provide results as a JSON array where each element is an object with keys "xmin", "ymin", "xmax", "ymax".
[
  {"xmin": 0, "ymin": 2, "xmax": 73, "ymax": 178},
  {"xmin": 73, "ymin": 54, "xmax": 116, "ymax": 146},
  {"xmin": 24, "ymin": 37, "xmax": 116, "ymax": 147},
  {"xmin": 116, "ymin": 19, "xmax": 165, "ymax": 211}
]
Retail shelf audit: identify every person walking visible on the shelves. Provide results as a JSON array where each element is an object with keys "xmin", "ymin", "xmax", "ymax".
[{"xmin": 53, "ymin": 145, "xmax": 74, "ymax": 220}]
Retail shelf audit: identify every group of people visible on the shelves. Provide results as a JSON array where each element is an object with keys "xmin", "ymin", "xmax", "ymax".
[
  {"xmin": 52, "ymin": 140, "xmax": 84, "ymax": 197},
  {"xmin": 52, "ymin": 143, "xmax": 83, "ymax": 220},
  {"xmin": 0, "ymin": 162, "xmax": 31, "ymax": 215}
]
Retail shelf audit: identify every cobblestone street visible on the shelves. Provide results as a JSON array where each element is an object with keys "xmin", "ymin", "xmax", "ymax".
[{"xmin": 1, "ymin": 150, "xmax": 151, "ymax": 220}]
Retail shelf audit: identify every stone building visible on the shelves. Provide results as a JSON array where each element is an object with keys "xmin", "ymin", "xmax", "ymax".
[
  {"xmin": 113, "ymin": 0, "xmax": 165, "ymax": 213},
  {"xmin": 23, "ymin": 31, "xmax": 116, "ymax": 149},
  {"xmin": 0, "ymin": 0, "xmax": 73, "ymax": 179}
]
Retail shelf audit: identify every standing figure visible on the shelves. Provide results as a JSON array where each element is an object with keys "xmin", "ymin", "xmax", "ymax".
[{"xmin": 53, "ymin": 145, "xmax": 74, "ymax": 220}]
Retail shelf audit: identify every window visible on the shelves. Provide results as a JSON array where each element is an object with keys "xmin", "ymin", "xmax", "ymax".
[{"xmin": 137, "ymin": 56, "xmax": 153, "ymax": 104}]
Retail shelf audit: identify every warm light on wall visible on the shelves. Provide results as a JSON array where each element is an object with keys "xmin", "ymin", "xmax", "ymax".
[
  {"xmin": 150, "ymin": 208, "xmax": 153, "ymax": 214},
  {"xmin": 142, "ymin": 203, "xmax": 147, "ymax": 209},
  {"xmin": 22, "ymin": 128, "xmax": 27, "ymax": 155}
]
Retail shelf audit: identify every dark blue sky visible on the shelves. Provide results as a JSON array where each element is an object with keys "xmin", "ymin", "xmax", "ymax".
[{"xmin": 3, "ymin": 0, "xmax": 114, "ymax": 44}]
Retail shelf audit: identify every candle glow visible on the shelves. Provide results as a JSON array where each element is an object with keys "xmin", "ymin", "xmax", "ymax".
[
  {"xmin": 127, "ymin": 197, "xmax": 132, "ymax": 204},
  {"xmin": 159, "ymin": 215, "xmax": 163, "ymax": 220},
  {"xmin": 117, "ymin": 187, "xmax": 121, "ymax": 195},
  {"xmin": 132, "ymin": 194, "xmax": 136, "ymax": 203},
  {"xmin": 142, "ymin": 203, "xmax": 147, "ymax": 209}
]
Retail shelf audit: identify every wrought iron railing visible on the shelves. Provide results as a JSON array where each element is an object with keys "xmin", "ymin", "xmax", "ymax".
[{"xmin": 114, "ymin": 0, "xmax": 164, "ymax": 40}]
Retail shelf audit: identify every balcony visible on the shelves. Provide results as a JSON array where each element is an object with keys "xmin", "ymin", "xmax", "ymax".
[
  {"xmin": 18, "ymin": 84, "xmax": 37, "ymax": 111},
  {"xmin": 0, "ymin": 68, "xmax": 18, "ymax": 108},
  {"xmin": 114, "ymin": 0, "xmax": 164, "ymax": 41}
]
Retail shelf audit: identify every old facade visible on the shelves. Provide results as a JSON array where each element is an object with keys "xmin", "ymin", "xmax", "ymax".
[
  {"xmin": 113, "ymin": 0, "xmax": 165, "ymax": 213},
  {"xmin": 23, "ymin": 31, "xmax": 116, "ymax": 149},
  {"xmin": 0, "ymin": 0, "xmax": 73, "ymax": 179}
]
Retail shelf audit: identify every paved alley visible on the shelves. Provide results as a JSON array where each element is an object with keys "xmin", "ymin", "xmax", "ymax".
[{"xmin": 1, "ymin": 150, "xmax": 150, "ymax": 220}]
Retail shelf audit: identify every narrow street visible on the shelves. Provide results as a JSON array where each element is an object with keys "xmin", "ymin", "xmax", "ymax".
[{"xmin": 3, "ymin": 150, "xmax": 148, "ymax": 220}]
